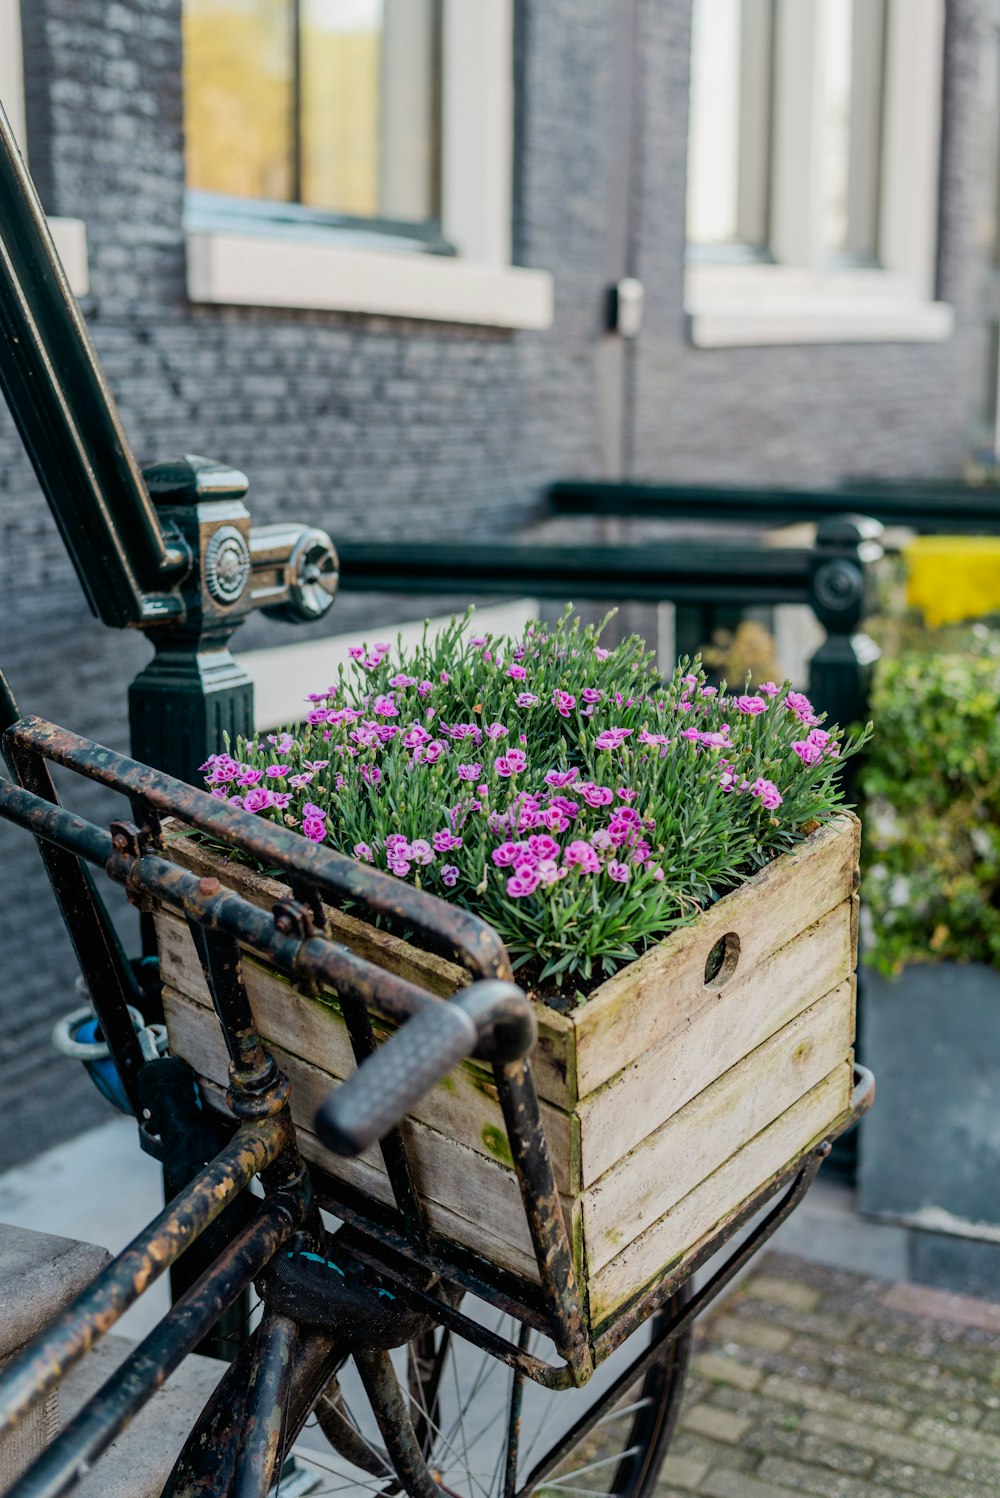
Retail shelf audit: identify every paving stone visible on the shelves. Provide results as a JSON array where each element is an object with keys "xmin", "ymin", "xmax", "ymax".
[
  {"xmin": 908, "ymin": 1415, "xmax": 1000, "ymax": 1460},
  {"xmin": 691, "ymin": 1352, "xmax": 762, "ymax": 1392},
  {"xmin": 679, "ymin": 1404, "xmax": 751, "ymax": 1446},
  {"xmin": 746, "ymin": 1276, "xmax": 823, "ymax": 1313},
  {"xmin": 712, "ymin": 1315, "xmax": 793, "ymax": 1352},
  {"xmin": 870, "ymin": 1459, "xmax": 992, "ymax": 1498},
  {"xmin": 758, "ymin": 1373, "xmax": 908, "ymax": 1431},
  {"xmin": 741, "ymin": 1420, "xmax": 876, "ymax": 1479},
  {"xmin": 758, "ymin": 1453, "xmax": 921, "ymax": 1498},
  {"xmin": 659, "ymin": 1454, "xmax": 710, "ymax": 1492},
  {"xmin": 798, "ymin": 1412, "xmax": 956, "ymax": 1473},
  {"xmin": 700, "ymin": 1468, "xmax": 803, "ymax": 1498},
  {"xmin": 669, "ymin": 1432, "xmax": 757, "ymax": 1474}
]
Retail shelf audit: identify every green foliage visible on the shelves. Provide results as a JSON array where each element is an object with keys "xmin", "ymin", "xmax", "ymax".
[{"xmin": 860, "ymin": 628, "xmax": 1000, "ymax": 974}]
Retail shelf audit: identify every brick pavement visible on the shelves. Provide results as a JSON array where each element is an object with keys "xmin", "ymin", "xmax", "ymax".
[{"xmin": 658, "ymin": 1252, "xmax": 1000, "ymax": 1498}]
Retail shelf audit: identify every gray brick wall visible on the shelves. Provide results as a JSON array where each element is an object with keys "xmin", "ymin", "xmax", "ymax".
[{"xmin": 0, "ymin": 0, "xmax": 986, "ymax": 1167}]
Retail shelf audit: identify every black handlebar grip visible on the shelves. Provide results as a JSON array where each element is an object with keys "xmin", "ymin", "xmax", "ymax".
[{"xmin": 315, "ymin": 1000, "xmax": 479, "ymax": 1157}]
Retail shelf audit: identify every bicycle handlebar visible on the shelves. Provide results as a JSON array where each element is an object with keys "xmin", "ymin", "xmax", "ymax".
[{"xmin": 315, "ymin": 982, "xmax": 532, "ymax": 1157}]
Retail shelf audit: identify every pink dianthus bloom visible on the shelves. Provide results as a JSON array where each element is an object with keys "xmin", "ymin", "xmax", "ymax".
[
  {"xmin": 457, "ymin": 763, "xmax": 483, "ymax": 781},
  {"xmin": 758, "ymin": 681, "xmax": 780, "ymax": 697},
  {"xmin": 242, "ymin": 787, "xmax": 272, "ymax": 814},
  {"xmin": 564, "ymin": 840, "xmax": 600, "ymax": 874},
  {"xmin": 440, "ymin": 865, "xmax": 459, "ymax": 887},
  {"xmin": 485, "ymin": 722, "xmax": 508, "ymax": 740},
  {"xmin": 506, "ymin": 870, "xmax": 540, "ymax": 898},
  {"xmin": 302, "ymin": 818, "xmax": 327, "ymax": 842},
  {"xmin": 544, "ymin": 768, "xmax": 578, "ymax": 787},
  {"xmin": 792, "ymin": 739, "xmax": 822, "ymax": 767},
  {"xmin": 353, "ymin": 842, "xmax": 374, "ymax": 863},
  {"xmin": 491, "ymin": 842, "xmax": 521, "ymax": 867},
  {"xmin": 265, "ymin": 764, "xmax": 290, "ymax": 778},
  {"xmin": 404, "ymin": 724, "xmax": 431, "ymax": 748},
  {"xmin": 736, "ymin": 695, "xmax": 767, "ymax": 716},
  {"xmin": 389, "ymin": 674, "xmax": 416, "ymax": 689},
  {"xmin": 594, "ymin": 647, "xmax": 610, "ymax": 660},
  {"xmin": 388, "ymin": 857, "xmax": 411, "ymax": 877},
  {"xmin": 580, "ymin": 783, "xmax": 615, "ymax": 808},
  {"xmin": 495, "ymin": 749, "xmax": 526, "ymax": 777},
  {"xmin": 409, "ymin": 839, "xmax": 434, "ymax": 865},
  {"xmin": 360, "ymin": 763, "xmax": 382, "ymax": 786},
  {"xmin": 507, "ymin": 664, "xmax": 528, "ymax": 680},
  {"xmin": 595, "ymin": 727, "xmax": 633, "ymax": 750},
  {"xmin": 551, "ymin": 690, "xmax": 576, "ymax": 717},
  {"xmin": 784, "ymin": 691, "xmax": 819, "ymax": 725},
  {"xmin": 238, "ymin": 768, "xmax": 264, "ymax": 787},
  {"xmin": 288, "ymin": 772, "xmax": 313, "ymax": 789},
  {"xmin": 372, "ymin": 694, "xmax": 398, "ymax": 718},
  {"xmin": 582, "ymin": 688, "xmax": 603, "ymax": 704},
  {"xmin": 535, "ymin": 859, "xmax": 563, "ymax": 886},
  {"xmin": 528, "ymin": 834, "xmax": 561, "ymax": 861},
  {"xmin": 413, "ymin": 740, "xmax": 445, "ymax": 764},
  {"xmin": 547, "ymin": 795, "xmax": 579, "ymax": 818},
  {"xmin": 347, "ymin": 646, "xmax": 365, "ymax": 660},
  {"xmin": 417, "ymin": 680, "xmax": 433, "ymax": 697},
  {"xmin": 433, "ymin": 830, "xmax": 463, "ymax": 852},
  {"xmin": 607, "ymin": 860, "xmax": 630, "ymax": 883},
  {"xmin": 516, "ymin": 692, "xmax": 539, "ymax": 707},
  {"xmin": 750, "ymin": 777, "xmax": 783, "ymax": 810}
]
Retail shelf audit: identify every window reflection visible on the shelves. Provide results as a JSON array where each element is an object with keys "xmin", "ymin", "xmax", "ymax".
[{"xmin": 821, "ymin": 0, "xmax": 886, "ymax": 260}]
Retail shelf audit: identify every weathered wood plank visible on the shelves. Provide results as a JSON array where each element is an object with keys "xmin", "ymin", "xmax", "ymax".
[
  {"xmin": 156, "ymin": 919, "xmax": 573, "ymax": 1188},
  {"xmin": 568, "ymin": 815, "xmax": 859, "ymax": 1098},
  {"xmin": 165, "ymin": 991, "xmax": 543, "ymax": 1280},
  {"xmin": 588, "ymin": 1063, "xmax": 853, "ymax": 1325},
  {"xmin": 576, "ymin": 901, "xmax": 853, "ymax": 1185},
  {"xmin": 582, "ymin": 982, "xmax": 853, "ymax": 1273}
]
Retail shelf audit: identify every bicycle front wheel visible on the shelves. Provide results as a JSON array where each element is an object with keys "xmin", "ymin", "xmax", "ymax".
[{"xmin": 297, "ymin": 1296, "xmax": 691, "ymax": 1498}]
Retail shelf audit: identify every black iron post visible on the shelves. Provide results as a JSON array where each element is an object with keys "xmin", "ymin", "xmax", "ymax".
[{"xmin": 806, "ymin": 515, "xmax": 883, "ymax": 730}]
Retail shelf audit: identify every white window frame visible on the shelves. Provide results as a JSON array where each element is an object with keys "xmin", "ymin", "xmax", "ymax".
[
  {"xmin": 685, "ymin": 0, "xmax": 953, "ymax": 347},
  {"xmin": 0, "ymin": 0, "xmax": 89, "ymax": 297},
  {"xmin": 186, "ymin": 0, "xmax": 553, "ymax": 331}
]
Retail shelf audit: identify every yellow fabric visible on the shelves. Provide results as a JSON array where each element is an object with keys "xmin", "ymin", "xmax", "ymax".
[{"xmin": 905, "ymin": 535, "xmax": 1000, "ymax": 627}]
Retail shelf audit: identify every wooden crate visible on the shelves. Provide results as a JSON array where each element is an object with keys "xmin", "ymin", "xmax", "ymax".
[{"xmin": 156, "ymin": 814, "xmax": 859, "ymax": 1340}]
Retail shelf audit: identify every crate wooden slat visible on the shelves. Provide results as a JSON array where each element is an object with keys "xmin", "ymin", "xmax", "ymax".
[{"xmin": 158, "ymin": 812, "xmax": 859, "ymax": 1344}]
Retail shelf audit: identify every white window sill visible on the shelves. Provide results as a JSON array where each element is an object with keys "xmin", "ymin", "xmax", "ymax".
[
  {"xmin": 686, "ymin": 262, "xmax": 953, "ymax": 347},
  {"xmin": 186, "ymin": 231, "xmax": 553, "ymax": 331},
  {"xmin": 49, "ymin": 217, "xmax": 89, "ymax": 298}
]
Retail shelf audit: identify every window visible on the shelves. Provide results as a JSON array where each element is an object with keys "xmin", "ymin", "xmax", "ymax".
[
  {"xmin": 184, "ymin": 0, "xmax": 442, "ymax": 245},
  {"xmin": 182, "ymin": 0, "xmax": 552, "ymax": 329},
  {"xmin": 685, "ymin": 0, "xmax": 952, "ymax": 346},
  {"xmin": 0, "ymin": 0, "xmax": 89, "ymax": 296}
]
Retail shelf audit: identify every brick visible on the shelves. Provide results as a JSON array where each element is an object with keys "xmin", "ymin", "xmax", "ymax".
[
  {"xmin": 692, "ymin": 1353, "xmax": 762, "ymax": 1392},
  {"xmin": 870, "ymin": 1459, "xmax": 991, "ymax": 1498},
  {"xmin": 659, "ymin": 1453, "xmax": 710, "ymax": 1491},
  {"xmin": 799, "ymin": 1412, "xmax": 956, "ymax": 1473},
  {"xmin": 759, "ymin": 1454, "xmax": 922, "ymax": 1498},
  {"xmin": 713, "ymin": 1316, "xmax": 793, "ymax": 1353},
  {"xmin": 881, "ymin": 1281, "xmax": 1000, "ymax": 1336},
  {"xmin": 908, "ymin": 1416, "xmax": 1000, "ymax": 1461},
  {"xmin": 680, "ymin": 1404, "xmax": 752, "ymax": 1446},
  {"xmin": 759, "ymin": 1373, "xmax": 908, "ymax": 1431},
  {"xmin": 701, "ymin": 1468, "xmax": 803, "ymax": 1498},
  {"xmin": 746, "ymin": 1275, "xmax": 823, "ymax": 1312}
]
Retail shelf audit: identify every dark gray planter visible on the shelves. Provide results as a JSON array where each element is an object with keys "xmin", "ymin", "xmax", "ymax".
[{"xmin": 859, "ymin": 961, "xmax": 1000, "ymax": 1232}]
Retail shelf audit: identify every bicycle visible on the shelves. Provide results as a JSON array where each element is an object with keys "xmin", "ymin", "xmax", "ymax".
[{"xmin": 0, "ymin": 664, "xmax": 872, "ymax": 1498}]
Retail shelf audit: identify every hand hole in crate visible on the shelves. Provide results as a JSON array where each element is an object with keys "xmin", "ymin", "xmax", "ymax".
[{"xmin": 704, "ymin": 931, "xmax": 740, "ymax": 989}]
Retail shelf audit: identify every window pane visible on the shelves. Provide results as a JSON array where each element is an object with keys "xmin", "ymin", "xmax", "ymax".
[
  {"xmin": 821, "ymin": 0, "xmax": 886, "ymax": 259},
  {"xmin": 183, "ymin": 0, "xmax": 295, "ymax": 202},
  {"xmin": 687, "ymin": 0, "xmax": 772, "ymax": 251},
  {"xmin": 300, "ymin": 0, "xmax": 438, "ymax": 222}
]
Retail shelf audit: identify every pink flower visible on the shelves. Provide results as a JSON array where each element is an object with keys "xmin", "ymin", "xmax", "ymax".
[
  {"xmin": 594, "ymin": 647, "xmax": 610, "ymax": 660},
  {"xmin": 616, "ymin": 787, "xmax": 638, "ymax": 802},
  {"xmin": 792, "ymin": 738, "xmax": 823, "ymax": 766},
  {"xmin": 353, "ymin": 842, "xmax": 374, "ymax": 863},
  {"xmin": 581, "ymin": 688, "xmax": 603, "ymax": 704},
  {"xmin": 542, "ymin": 808, "xmax": 571, "ymax": 832},
  {"xmin": 360, "ymin": 763, "xmax": 382, "ymax": 786},
  {"xmin": 491, "ymin": 842, "xmax": 521, "ymax": 867},
  {"xmin": 265, "ymin": 764, "xmax": 290, "ymax": 778},
  {"xmin": 404, "ymin": 724, "xmax": 431, "ymax": 748},
  {"xmin": 736, "ymin": 695, "xmax": 767, "ymax": 716},
  {"xmin": 389, "ymin": 674, "xmax": 416, "ymax": 688},
  {"xmin": 413, "ymin": 740, "xmax": 445, "ymax": 764},
  {"xmin": 507, "ymin": 664, "xmax": 528, "ymax": 680},
  {"xmin": 270, "ymin": 792, "xmax": 291, "ymax": 810},
  {"xmin": 288, "ymin": 772, "xmax": 313, "ymax": 789},
  {"xmin": 758, "ymin": 682, "xmax": 780, "ymax": 697},
  {"xmin": 495, "ymin": 750, "xmax": 526, "ymax": 777},
  {"xmin": 237, "ymin": 768, "xmax": 264, "ymax": 787},
  {"xmin": 552, "ymin": 690, "xmax": 576, "ymax": 717},
  {"xmin": 750, "ymin": 777, "xmax": 783, "ymax": 810},
  {"xmin": 649, "ymin": 865, "xmax": 665, "ymax": 881},
  {"xmin": 409, "ymin": 839, "xmax": 434, "ymax": 865},
  {"xmin": 372, "ymin": 694, "xmax": 398, "ymax": 718},
  {"xmin": 388, "ymin": 857, "xmax": 411, "ymax": 877},
  {"xmin": 440, "ymin": 865, "xmax": 459, "ymax": 887},
  {"xmin": 544, "ymin": 768, "xmax": 578, "ymax": 787},
  {"xmin": 638, "ymin": 731, "xmax": 670, "ymax": 747},
  {"xmin": 457, "ymin": 762, "xmax": 483, "ymax": 781},
  {"xmin": 535, "ymin": 859, "xmax": 563, "ymax": 886},
  {"xmin": 564, "ymin": 840, "xmax": 600, "ymax": 874},
  {"xmin": 302, "ymin": 818, "xmax": 327, "ymax": 842},
  {"xmin": 784, "ymin": 691, "xmax": 819, "ymax": 726},
  {"xmin": 506, "ymin": 869, "xmax": 540, "ymax": 898},
  {"xmin": 485, "ymin": 722, "xmax": 508, "ymax": 740},
  {"xmin": 417, "ymin": 680, "xmax": 433, "ymax": 697},
  {"xmin": 440, "ymin": 671, "xmax": 450, "ymax": 683},
  {"xmin": 528, "ymin": 834, "xmax": 561, "ymax": 861},
  {"xmin": 581, "ymin": 783, "xmax": 615, "ymax": 808},
  {"xmin": 595, "ymin": 727, "xmax": 634, "ymax": 750},
  {"xmin": 302, "ymin": 802, "xmax": 326, "ymax": 821},
  {"xmin": 347, "ymin": 646, "xmax": 365, "ymax": 660},
  {"xmin": 433, "ymin": 830, "xmax": 463, "ymax": 852},
  {"xmin": 607, "ymin": 860, "xmax": 630, "ymax": 883},
  {"xmin": 516, "ymin": 693, "xmax": 539, "ymax": 707},
  {"xmin": 242, "ymin": 787, "xmax": 272, "ymax": 813}
]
